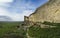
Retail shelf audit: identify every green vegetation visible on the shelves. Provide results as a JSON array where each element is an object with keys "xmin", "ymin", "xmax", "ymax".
[
  {"xmin": 28, "ymin": 21, "xmax": 60, "ymax": 38},
  {"xmin": 42, "ymin": 21, "xmax": 60, "ymax": 28},
  {"xmin": 0, "ymin": 21, "xmax": 60, "ymax": 38},
  {"xmin": 0, "ymin": 22, "xmax": 27, "ymax": 38}
]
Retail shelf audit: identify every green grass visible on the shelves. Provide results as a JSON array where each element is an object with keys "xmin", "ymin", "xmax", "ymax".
[
  {"xmin": 28, "ymin": 21, "xmax": 60, "ymax": 38},
  {"xmin": 1, "ymin": 21, "xmax": 60, "ymax": 38},
  {"xmin": 0, "ymin": 22, "xmax": 27, "ymax": 38}
]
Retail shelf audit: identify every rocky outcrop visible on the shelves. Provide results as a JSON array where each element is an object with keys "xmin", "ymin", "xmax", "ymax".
[{"xmin": 24, "ymin": 0, "xmax": 60, "ymax": 23}]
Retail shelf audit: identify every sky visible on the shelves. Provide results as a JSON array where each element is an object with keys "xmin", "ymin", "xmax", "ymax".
[{"xmin": 0, "ymin": 0, "xmax": 48, "ymax": 21}]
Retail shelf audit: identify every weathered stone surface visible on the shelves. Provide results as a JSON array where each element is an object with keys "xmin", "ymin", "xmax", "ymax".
[{"xmin": 24, "ymin": 0, "xmax": 60, "ymax": 23}]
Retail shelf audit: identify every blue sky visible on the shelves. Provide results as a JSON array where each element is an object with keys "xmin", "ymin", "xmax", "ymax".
[{"xmin": 0, "ymin": 0, "xmax": 48, "ymax": 21}]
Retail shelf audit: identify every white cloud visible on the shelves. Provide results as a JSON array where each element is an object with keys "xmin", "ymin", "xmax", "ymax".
[
  {"xmin": 0, "ymin": 0, "xmax": 48, "ymax": 21},
  {"xmin": 8, "ymin": 10, "xmax": 34, "ymax": 21},
  {"xmin": 0, "ymin": 0, "xmax": 13, "ymax": 3},
  {"xmin": 8, "ymin": 13, "xmax": 24, "ymax": 21},
  {"xmin": 0, "ymin": 8, "xmax": 20, "ymax": 21},
  {"xmin": 0, "ymin": 8, "xmax": 8, "ymax": 15},
  {"xmin": 23, "ymin": 10, "xmax": 34, "ymax": 16},
  {"xmin": 0, "ymin": 0, "xmax": 36, "ymax": 21},
  {"xmin": 0, "ymin": 7, "xmax": 34, "ymax": 21}
]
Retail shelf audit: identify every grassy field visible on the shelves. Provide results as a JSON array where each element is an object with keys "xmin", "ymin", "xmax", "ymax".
[
  {"xmin": 0, "ymin": 21, "xmax": 60, "ymax": 38},
  {"xmin": 28, "ymin": 21, "xmax": 60, "ymax": 38},
  {"xmin": 0, "ymin": 21, "xmax": 27, "ymax": 38}
]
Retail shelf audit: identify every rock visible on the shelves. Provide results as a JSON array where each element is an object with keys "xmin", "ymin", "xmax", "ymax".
[{"xmin": 24, "ymin": 0, "xmax": 60, "ymax": 23}]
